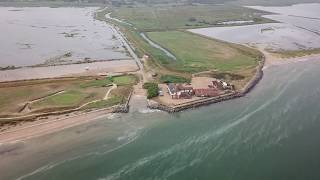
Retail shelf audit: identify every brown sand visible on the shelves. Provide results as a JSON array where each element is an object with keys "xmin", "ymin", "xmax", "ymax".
[
  {"xmin": 0, "ymin": 60, "xmax": 138, "ymax": 82},
  {"xmin": 0, "ymin": 108, "xmax": 113, "ymax": 144}
]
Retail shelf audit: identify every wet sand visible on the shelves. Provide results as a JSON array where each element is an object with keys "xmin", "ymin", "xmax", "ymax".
[
  {"xmin": 0, "ymin": 60, "xmax": 138, "ymax": 82},
  {"xmin": 0, "ymin": 108, "xmax": 114, "ymax": 144},
  {"xmin": 261, "ymin": 47, "xmax": 320, "ymax": 68}
]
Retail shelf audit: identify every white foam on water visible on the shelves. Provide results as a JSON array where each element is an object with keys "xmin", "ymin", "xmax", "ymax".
[
  {"xmin": 15, "ymin": 125, "xmax": 146, "ymax": 180},
  {"xmin": 117, "ymin": 127, "xmax": 143, "ymax": 142},
  {"xmin": 138, "ymin": 108, "xmax": 161, "ymax": 114}
]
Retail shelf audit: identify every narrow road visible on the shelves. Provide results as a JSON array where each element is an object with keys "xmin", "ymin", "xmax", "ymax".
[{"xmin": 111, "ymin": 25, "xmax": 144, "ymax": 71}]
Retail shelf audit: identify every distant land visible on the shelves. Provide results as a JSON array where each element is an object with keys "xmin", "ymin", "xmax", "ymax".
[{"xmin": 0, "ymin": 0, "xmax": 319, "ymax": 6}]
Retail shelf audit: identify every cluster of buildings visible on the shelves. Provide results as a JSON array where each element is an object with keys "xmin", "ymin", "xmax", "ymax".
[{"xmin": 167, "ymin": 79, "xmax": 234, "ymax": 99}]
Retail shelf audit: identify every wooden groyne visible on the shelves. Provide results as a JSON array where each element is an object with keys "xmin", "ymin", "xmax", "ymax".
[{"xmin": 148, "ymin": 55, "xmax": 265, "ymax": 113}]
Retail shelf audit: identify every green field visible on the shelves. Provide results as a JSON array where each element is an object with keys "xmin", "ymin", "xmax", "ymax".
[
  {"xmin": 0, "ymin": 75, "xmax": 138, "ymax": 117},
  {"xmin": 110, "ymin": 4, "xmax": 274, "ymax": 31},
  {"xmin": 147, "ymin": 31, "xmax": 261, "ymax": 73},
  {"xmin": 97, "ymin": 5, "xmax": 264, "ymax": 87},
  {"xmin": 31, "ymin": 90, "xmax": 94, "ymax": 109},
  {"xmin": 79, "ymin": 75, "xmax": 138, "ymax": 88},
  {"xmin": 112, "ymin": 75, "xmax": 139, "ymax": 85},
  {"xmin": 31, "ymin": 75, "xmax": 137, "ymax": 112},
  {"xmin": 160, "ymin": 75, "xmax": 191, "ymax": 83},
  {"xmin": 82, "ymin": 96, "xmax": 124, "ymax": 110},
  {"xmin": 82, "ymin": 86, "xmax": 132, "ymax": 109}
]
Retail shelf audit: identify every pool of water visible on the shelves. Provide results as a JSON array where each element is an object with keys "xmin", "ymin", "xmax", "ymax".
[
  {"xmin": 190, "ymin": 3, "xmax": 320, "ymax": 51},
  {"xmin": 0, "ymin": 7, "xmax": 129, "ymax": 67},
  {"xmin": 140, "ymin": 33, "xmax": 177, "ymax": 60}
]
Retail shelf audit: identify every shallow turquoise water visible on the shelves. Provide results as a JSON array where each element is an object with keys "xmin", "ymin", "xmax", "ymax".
[{"xmin": 1, "ymin": 59, "xmax": 320, "ymax": 180}]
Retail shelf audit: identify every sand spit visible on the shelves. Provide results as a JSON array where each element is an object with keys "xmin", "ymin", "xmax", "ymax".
[{"xmin": 0, "ymin": 60, "xmax": 138, "ymax": 82}]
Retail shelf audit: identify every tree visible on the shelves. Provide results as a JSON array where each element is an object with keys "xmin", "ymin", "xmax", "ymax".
[{"xmin": 143, "ymin": 82, "xmax": 159, "ymax": 99}]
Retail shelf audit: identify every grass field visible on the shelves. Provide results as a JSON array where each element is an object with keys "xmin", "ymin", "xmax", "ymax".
[
  {"xmin": 82, "ymin": 97, "xmax": 122, "ymax": 110},
  {"xmin": 82, "ymin": 86, "xmax": 132, "ymax": 109},
  {"xmin": 109, "ymin": 4, "xmax": 273, "ymax": 31},
  {"xmin": 30, "ymin": 90, "xmax": 96, "ymax": 111},
  {"xmin": 147, "ymin": 31, "xmax": 261, "ymax": 73},
  {"xmin": 0, "ymin": 75, "xmax": 137, "ymax": 117},
  {"xmin": 98, "ymin": 5, "xmax": 264, "ymax": 88},
  {"xmin": 79, "ymin": 75, "xmax": 138, "ymax": 88}
]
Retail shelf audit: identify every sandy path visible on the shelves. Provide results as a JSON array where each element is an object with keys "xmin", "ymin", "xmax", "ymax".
[{"xmin": 104, "ymin": 84, "xmax": 117, "ymax": 100}]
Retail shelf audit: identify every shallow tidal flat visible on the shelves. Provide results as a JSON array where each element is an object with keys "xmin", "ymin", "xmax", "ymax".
[
  {"xmin": 0, "ymin": 7, "xmax": 130, "ymax": 66},
  {"xmin": 189, "ymin": 3, "xmax": 320, "ymax": 51}
]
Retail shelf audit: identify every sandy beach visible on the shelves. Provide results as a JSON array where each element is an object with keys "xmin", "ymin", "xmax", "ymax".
[
  {"xmin": 262, "ymin": 48, "xmax": 320, "ymax": 68},
  {"xmin": 0, "ymin": 108, "xmax": 115, "ymax": 144}
]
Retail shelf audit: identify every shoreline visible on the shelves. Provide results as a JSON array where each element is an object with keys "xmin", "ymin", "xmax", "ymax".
[
  {"xmin": 148, "ymin": 53, "xmax": 265, "ymax": 113},
  {"xmin": 0, "ymin": 60, "xmax": 138, "ymax": 82},
  {"xmin": 1, "ymin": 51, "xmax": 317, "ymax": 144},
  {"xmin": 1, "ymin": 8, "xmax": 319, "ymax": 144},
  {"xmin": 0, "ymin": 9, "xmax": 141, "ymax": 143},
  {"xmin": 0, "ymin": 108, "xmax": 114, "ymax": 144},
  {"xmin": 148, "ymin": 52, "xmax": 320, "ymax": 113},
  {"xmin": 0, "ymin": 92, "xmax": 132, "ymax": 144}
]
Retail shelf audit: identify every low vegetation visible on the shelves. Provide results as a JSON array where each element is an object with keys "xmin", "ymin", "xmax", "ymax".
[
  {"xmin": 143, "ymin": 82, "xmax": 159, "ymax": 99},
  {"xmin": 110, "ymin": 4, "xmax": 274, "ymax": 31},
  {"xmin": 80, "ymin": 74, "xmax": 138, "ymax": 88},
  {"xmin": 82, "ymin": 96, "xmax": 125, "ymax": 110},
  {"xmin": 0, "ymin": 75, "xmax": 137, "ymax": 117},
  {"xmin": 147, "ymin": 31, "xmax": 261, "ymax": 73},
  {"xmin": 98, "ymin": 5, "xmax": 263, "ymax": 90},
  {"xmin": 160, "ymin": 75, "xmax": 191, "ymax": 83},
  {"xmin": 269, "ymin": 48, "xmax": 320, "ymax": 59},
  {"xmin": 31, "ymin": 90, "xmax": 92, "ymax": 109}
]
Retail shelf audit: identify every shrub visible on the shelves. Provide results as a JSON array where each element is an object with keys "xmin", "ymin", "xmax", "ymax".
[
  {"xmin": 143, "ymin": 82, "xmax": 159, "ymax": 99},
  {"xmin": 160, "ymin": 75, "xmax": 190, "ymax": 83}
]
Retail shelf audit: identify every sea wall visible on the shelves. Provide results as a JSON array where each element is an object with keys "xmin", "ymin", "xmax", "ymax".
[
  {"xmin": 112, "ymin": 91, "xmax": 133, "ymax": 113},
  {"xmin": 148, "ymin": 55, "xmax": 265, "ymax": 113}
]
